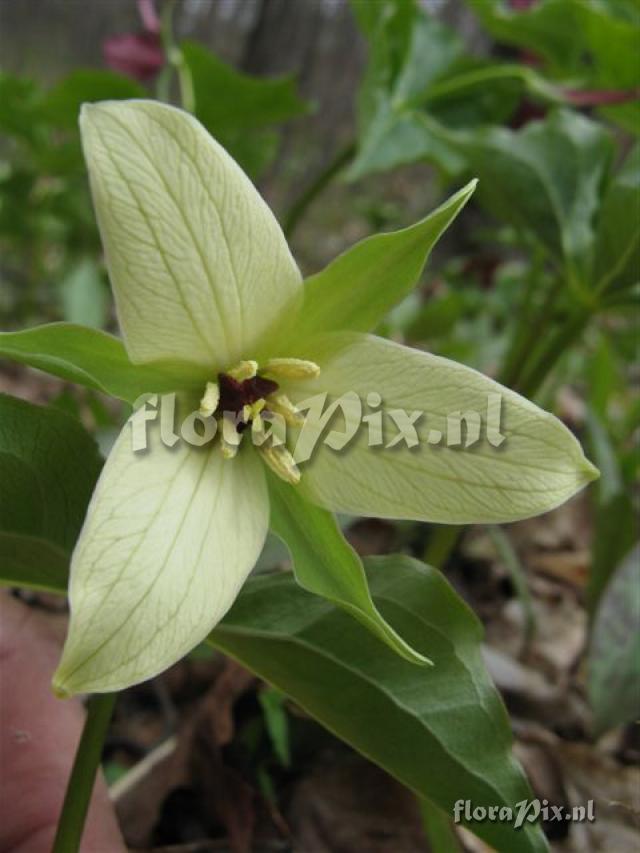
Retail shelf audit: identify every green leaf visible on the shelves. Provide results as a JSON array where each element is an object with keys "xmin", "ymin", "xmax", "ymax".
[
  {"xmin": 349, "ymin": 104, "xmax": 465, "ymax": 181},
  {"xmin": 267, "ymin": 472, "xmax": 430, "ymax": 665},
  {"xmin": 0, "ymin": 323, "xmax": 209, "ymax": 404},
  {"xmin": 467, "ymin": 0, "xmax": 640, "ymax": 133},
  {"xmin": 455, "ymin": 110, "xmax": 613, "ymax": 281},
  {"xmin": 0, "ymin": 394, "xmax": 102, "ymax": 587},
  {"xmin": 60, "ymin": 258, "xmax": 109, "ymax": 328},
  {"xmin": 182, "ymin": 40, "xmax": 307, "ymax": 131},
  {"xmin": 210, "ymin": 556, "xmax": 548, "ymax": 853},
  {"xmin": 468, "ymin": 0, "xmax": 640, "ymax": 83},
  {"xmin": 348, "ymin": 4, "xmax": 558, "ymax": 181},
  {"xmin": 181, "ymin": 40, "xmax": 307, "ymax": 176},
  {"xmin": 0, "ymin": 532, "xmax": 69, "ymax": 593},
  {"xmin": 594, "ymin": 143, "xmax": 640, "ymax": 293},
  {"xmin": 588, "ymin": 544, "xmax": 640, "ymax": 735},
  {"xmin": 280, "ymin": 180, "xmax": 476, "ymax": 351},
  {"xmin": 42, "ymin": 70, "xmax": 146, "ymax": 128},
  {"xmin": 349, "ymin": 8, "xmax": 467, "ymax": 179}
]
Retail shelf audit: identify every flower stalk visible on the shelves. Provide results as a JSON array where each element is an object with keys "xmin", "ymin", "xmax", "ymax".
[{"xmin": 52, "ymin": 693, "xmax": 117, "ymax": 853}]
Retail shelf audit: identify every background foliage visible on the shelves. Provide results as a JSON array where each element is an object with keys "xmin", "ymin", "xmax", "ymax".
[{"xmin": 0, "ymin": 1, "xmax": 638, "ymax": 850}]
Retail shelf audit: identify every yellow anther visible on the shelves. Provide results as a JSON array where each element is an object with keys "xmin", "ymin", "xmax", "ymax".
[
  {"xmin": 220, "ymin": 438, "xmax": 240, "ymax": 459},
  {"xmin": 259, "ymin": 443, "xmax": 301, "ymax": 485},
  {"xmin": 228, "ymin": 360, "xmax": 258, "ymax": 381},
  {"xmin": 263, "ymin": 358, "xmax": 321, "ymax": 380},
  {"xmin": 199, "ymin": 381, "xmax": 220, "ymax": 417},
  {"xmin": 220, "ymin": 413, "xmax": 242, "ymax": 459},
  {"xmin": 266, "ymin": 393, "xmax": 304, "ymax": 427}
]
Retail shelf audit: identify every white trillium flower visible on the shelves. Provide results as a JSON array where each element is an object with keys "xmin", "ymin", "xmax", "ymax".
[{"xmin": 52, "ymin": 100, "xmax": 598, "ymax": 696}]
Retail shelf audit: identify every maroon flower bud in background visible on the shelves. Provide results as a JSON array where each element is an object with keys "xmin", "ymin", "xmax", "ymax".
[{"xmin": 103, "ymin": 0, "xmax": 164, "ymax": 82}]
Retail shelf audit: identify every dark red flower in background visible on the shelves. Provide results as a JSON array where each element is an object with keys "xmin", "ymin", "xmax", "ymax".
[{"xmin": 103, "ymin": 0, "xmax": 164, "ymax": 82}]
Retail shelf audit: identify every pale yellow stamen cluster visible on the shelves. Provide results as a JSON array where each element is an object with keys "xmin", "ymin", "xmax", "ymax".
[{"xmin": 197, "ymin": 357, "xmax": 319, "ymax": 486}]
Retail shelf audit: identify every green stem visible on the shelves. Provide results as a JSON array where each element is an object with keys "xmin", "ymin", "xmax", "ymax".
[
  {"xmin": 487, "ymin": 526, "xmax": 535, "ymax": 655},
  {"xmin": 498, "ymin": 247, "xmax": 544, "ymax": 386},
  {"xmin": 516, "ymin": 308, "xmax": 591, "ymax": 398},
  {"xmin": 499, "ymin": 278, "xmax": 560, "ymax": 389},
  {"xmin": 423, "ymin": 525, "xmax": 462, "ymax": 569},
  {"xmin": 283, "ymin": 142, "xmax": 356, "ymax": 239},
  {"xmin": 52, "ymin": 693, "xmax": 117, "ymax": 853},
  {"xmin": 159, "ymin": 0, "xmax": 195, "ymax": 112},
  {"xmin": 407, "ymin": 63, "xmax": 562, "ymax": 111}
]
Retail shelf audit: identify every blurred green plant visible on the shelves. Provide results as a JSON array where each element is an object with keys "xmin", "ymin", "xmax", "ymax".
[
  {"xmin": 0, "ymin": 22, "xmax": 307, "ymax": 328},
  {"xmin": 0, "ymin": 1, "xmax": 637, "ymax": 850}
]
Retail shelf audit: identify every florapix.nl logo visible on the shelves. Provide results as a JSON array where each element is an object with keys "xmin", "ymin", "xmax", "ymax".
[{"xmin": 128, "ymin": 389, "xmax": 507, "ymax": 462}]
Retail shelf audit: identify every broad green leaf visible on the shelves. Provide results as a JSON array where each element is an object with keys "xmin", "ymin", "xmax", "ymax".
[
  {"xmin": 60, "ymin": 258, "xmax": 109, "ymax": 328},
  {"xmin": 0, "ymin": 532, "xmax": 69, "ymax": 594},
  {"xmin": 43, "ymin": 70, "xmax": 146, "ymax": 129},
  {"xmin": 289, "ymin": 333, "xmax": 598, "ymax": 524},
  {"xmin": 278, "ymin": 181, "xmax": 476, "ymax": 352},
  {"xmin": 588, "ymin": 544, "xmax": 640, "ymax": 735},
  {"xmin": 267, "ymin": 472, "xmax": 430, "ymax": 665},
  {"xmin": 210, "ymin": 556, "xmax": 548, "ymax": 853},
  {"xmin": 454, "ymin": 110, "xmax": 613, "ymax": 281},
  {"xmin": 0, "ymin": 394, "xmax": 101, "ymax": 584},
  {"xmin": 182, "ymin": 40, "xmax": 307, "ymax": 131},
  {"xmin": 79, "ymin": 100, "xmax": 301, "ymax": 369},
  {"xmin": 52, "ymin": 431, "xmax": 269, "ymax": 696},
  {"xmin": 594, "ymin": 143, "xmax": 640, "ymax": 293},
  {"xmin": 181, "ymin": 41, "xmax": 307, "ymax": 178},
  {"xmin": 0, "ymin": 324, "xmax": 208, "ymax": 404}
]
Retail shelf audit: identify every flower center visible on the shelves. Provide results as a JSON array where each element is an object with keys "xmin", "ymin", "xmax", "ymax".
[
  {"xmin": 217, "ymin": 373, "xmax": 279, "ymax": 433},
  {"xmin": 198, "ymin": 357, "xmax": 320, "ymax": 485}
]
